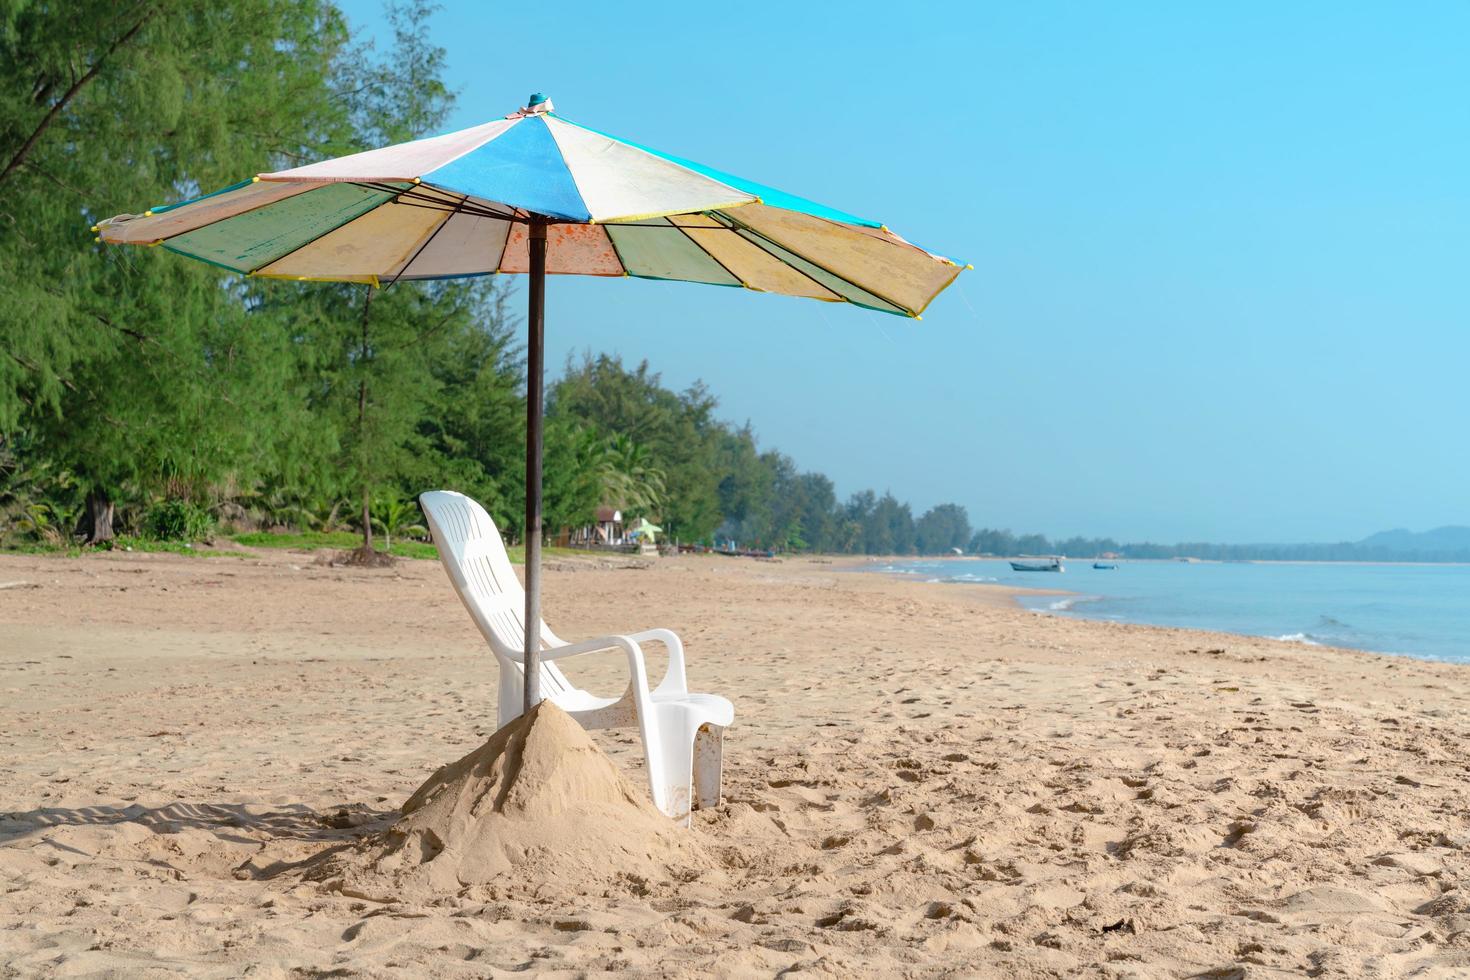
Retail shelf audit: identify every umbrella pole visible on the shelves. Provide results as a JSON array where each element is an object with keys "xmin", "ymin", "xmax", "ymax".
[{"xmin": 523, "ymin": 217, "xmax": 548, "ymax": 713}]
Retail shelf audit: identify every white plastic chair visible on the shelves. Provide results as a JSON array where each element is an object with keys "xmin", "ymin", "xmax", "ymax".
[{"xmin": 418, "ymin": 490, "xmax": 734, "ymax": 821}]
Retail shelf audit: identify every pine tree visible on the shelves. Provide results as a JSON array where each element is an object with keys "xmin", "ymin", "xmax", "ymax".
[
  {"xmin": 271, "ymin": 0, "xmax": 464, "ymax": 558},
  {"xmin": 417, "ymin": 280, "xmax": 525, "ymax": 534},
  {"xmin": 0, "ymin": 0, "xmax": 358, "ymax": 540}
]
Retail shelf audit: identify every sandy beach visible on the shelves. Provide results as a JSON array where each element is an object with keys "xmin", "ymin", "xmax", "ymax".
[{"xmin": 2, "ymin": 547, "xmax": 1469, "ymax": 978}]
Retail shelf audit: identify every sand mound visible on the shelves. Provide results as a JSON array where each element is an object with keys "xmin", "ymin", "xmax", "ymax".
[
  {"xmin": 323, "ymin": 546, "xmax": 395, "ymax": 568},
  {"xmin": 319, "ymin": 702, "xmax": 708, "ymax": 897}
]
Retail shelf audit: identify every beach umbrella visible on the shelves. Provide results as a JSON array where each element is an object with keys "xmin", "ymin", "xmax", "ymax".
[
  {"xmin": 95, "ymin": 93, "xmax": 968, "ymax": 713},
  {"xmin": 630, "ymin": 518, "xmax": 662, "ymax": 543}
]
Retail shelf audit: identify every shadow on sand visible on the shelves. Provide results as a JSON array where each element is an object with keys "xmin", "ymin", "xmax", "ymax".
[{"xmin": 0, "ymin": 800, "xmax": 398, "ymax": 856}]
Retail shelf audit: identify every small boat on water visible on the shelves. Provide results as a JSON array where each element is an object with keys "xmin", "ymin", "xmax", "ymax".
[
  {"xmin": 1093, "ymin": 562, "xmax": 1118, "ymax": 570},
  {"xmin": 1010, "ymin": 557, "xmax": 1063, "ymax": 572}
]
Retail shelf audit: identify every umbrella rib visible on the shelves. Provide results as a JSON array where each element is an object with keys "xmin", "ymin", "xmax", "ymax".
[
  {"xmin": 598, "ymin": 219, "xmax": 743, "ymax": 230},
  {"xmin": 600, "ymin": 222, "xmax": 629, "ymax": 275},
  {"xmin": 495, "ymin": 213, "xmax": 514, "ymax": 273},
  {"xmin": 713, "ymin": 211, "xmax": 914, "ymax": 316},
  {"xmin": 704, "ymin": 212, "xmax": 849, "ymax": 304},
  {"xmin": 401, "ymin": 194, "xmax": 512, "ymax": 220},
  {"xmin": 397, "ymin": 194, "xmax": 508, "ymax": 220},
  {"xmin": 668, "ymin": 216, "xmax": 749, "ymax": 288},
  {"xmin": 382, "ymin": 192, "xmax": 469, "ymax": 289},
  {"xmin": 352, "ymin": 179, "xmax": 433, "ymax": 199},
  {"xmin": 350, "ymin": 181, "xmax": 522, "ymax": 222}
]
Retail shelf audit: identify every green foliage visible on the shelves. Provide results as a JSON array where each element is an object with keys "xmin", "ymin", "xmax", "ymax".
[
  {"xmin": 416, "ymin": 282, "xmax": 524, "ymax": 532},
  {"xmin": 370, "ymin": 495, "xmax": 427, "ymax": 551},
  {"xmin": 840, "ymin": 490, "xmax": 915, "ymax": 555},
  {"xmin": 0, "ymin": 429, "xmax": 80, "ymax": 545},
  {"xmin": 0, "ymin": 0, "xmax": 358, "ymax": 474},
  {"xmin": 544, "ymin": 354, "xmax": 960, "ymax": 555},
  {"xmin": 541, "ymin": 418, "xmax": 607, "ymax": 537},
  {"xmin": 110, "ymin": 535, "xmax": 246, "ymax": 558},
  {"xmin": 142, "ymin": 499, "xmax": 214, "ymax": 541},
  {"xmin": 549, "ymin": 355, "xmax": 723, "ymax": 541},
  {"xmin": 916, "ymin": 503, "xmax": 972, "ymax": 554},
  {"xmin": 229, "ymin": 487, "xmax": 352, "ymax": 534},
  {"xmin": 599, "ymin": 433, "xmax": 667, "ymax": 518},
  {"xmin": 248, "ymin": 2, "xmax": 486, "ymax": 552},
  {"xmin": 11, "ymin": 498, "xmax": 78, "ymax": 546},
  {"xmin": 0, "ymin": 1, "xmax": 526, "ymax": 552},
  {"xmin": 230, "ymin": 530, "xmax": 438, "ymax": 559},
  {"xmin": 539, "ymin": 422, "xmax": 669, "ymax": 539}
]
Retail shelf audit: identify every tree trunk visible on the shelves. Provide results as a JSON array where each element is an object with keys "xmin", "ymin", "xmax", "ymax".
[
  {"xmin": 77, "ymin": 490, "xmax": 115, "ymax": 545},
  {"xmin": 361, "ymin": 489, "xmax": 372, "ymax": 552}
]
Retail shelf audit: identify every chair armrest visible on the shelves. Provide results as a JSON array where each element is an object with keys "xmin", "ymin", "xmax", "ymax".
[
  {"xmin": 538, "ymin": 628, "xmax": 687, "ymax": 698},
  {"xmin": 542, "ymin": 632, "xmax": 655, "ymax": 708},
  {"xmin": 540, "ymin": 633, "xmax": 640, "ymax": 662},
  {"xmin": 624, "ymin": 628, "xmax": 688, "ymax": 696}
]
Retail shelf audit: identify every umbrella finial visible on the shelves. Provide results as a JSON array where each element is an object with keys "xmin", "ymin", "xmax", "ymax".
[{"xmin": 509, "ymin": 93, "xmax": 554, "ymax": 119}]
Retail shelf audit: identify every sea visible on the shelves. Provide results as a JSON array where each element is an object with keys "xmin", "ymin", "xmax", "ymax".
[{"xmin": 862, "ymin": 558, "xmax": 1470, "ymax": 664}]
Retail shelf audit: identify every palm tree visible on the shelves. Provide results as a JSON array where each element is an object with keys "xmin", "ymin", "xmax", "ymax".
[
  {"xmin": 600, "ymin": 434, "xmax": 666, "ymax": 518},
  {"xmin": 15, "ymin": 500, "xmax": 81, "ymax": 546},
  {"xmin": 371, "ymin": 495, "xmax": 428, "ymax": 552}
]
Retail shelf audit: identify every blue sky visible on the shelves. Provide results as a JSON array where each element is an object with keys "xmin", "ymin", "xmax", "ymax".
[{"xmin": 339, "ymin": 1, "xmax": 1469, "ymax": 543}]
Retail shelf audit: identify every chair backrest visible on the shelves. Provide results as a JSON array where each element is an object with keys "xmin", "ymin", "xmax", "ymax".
[{"xmin": 418, "ymin": 490, "xmax": 574, "ymax": 697}]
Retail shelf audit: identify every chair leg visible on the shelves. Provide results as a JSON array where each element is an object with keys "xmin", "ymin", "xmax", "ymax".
[
  {"xmin": 692, "ymin": 723, "xmax": 724, "ymax": 811},
  {"xmin": 645, "ymin": 715, "xmax": 716, "ymax": 824},
  {"xmin": 496, "ymin": 661, "xmax": 524, "ymax": 731}
]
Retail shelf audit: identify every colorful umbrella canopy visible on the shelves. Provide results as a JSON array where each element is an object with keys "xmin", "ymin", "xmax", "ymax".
[
  {"xmin": 96, "ymin": 93, "xmax": 967, "ymax": 715},
  {"xmin": 629, "ymin": 518, "xmax": 662, "ymax": 543},
  {"xmin": 97, "ymin": 95, "xmax": 966, "ymax": 318}
]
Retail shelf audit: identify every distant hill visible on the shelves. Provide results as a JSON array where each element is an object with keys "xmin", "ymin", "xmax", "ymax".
[{"xmin": 1358, "ymin": 526, "xmax": 1470, "ymax": 555}]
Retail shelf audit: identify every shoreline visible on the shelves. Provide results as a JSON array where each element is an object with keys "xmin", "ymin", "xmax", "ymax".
[
  {"xmin": 854, "ymin": 554, "xmax": 1468, "ymax": 667},
  {"xmin": 844, "ymin": 552, "xmax": 1470, "ymax": 568},
  {"xmin": 5, "ymin": 546, "xmax": 1461, "ymax": 671}
]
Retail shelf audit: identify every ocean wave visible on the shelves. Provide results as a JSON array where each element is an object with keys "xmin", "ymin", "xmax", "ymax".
[
  {"xmin": 1274, "ymin": 632, "xmax": 1323, "ymax": 646},
  {"xmin": 1047, "ymin": 595, "xmax": 1100, "ymax": 612}
]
